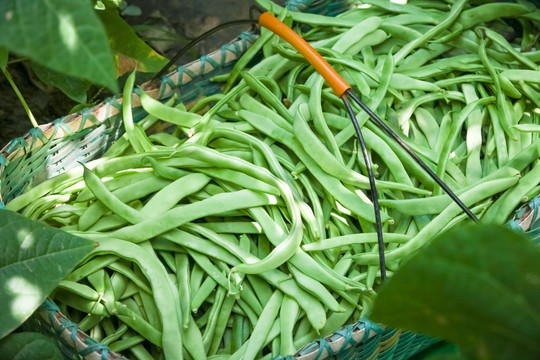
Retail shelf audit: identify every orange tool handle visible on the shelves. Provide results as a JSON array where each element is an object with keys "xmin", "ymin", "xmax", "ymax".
[{"xmin": 259, "ymin": 12, "xmax": 351, "ymax": 97}]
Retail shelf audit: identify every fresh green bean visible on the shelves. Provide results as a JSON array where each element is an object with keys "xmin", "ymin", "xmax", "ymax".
[
  {"xmin": 74, "ymin": 171, "xmax": 149, "ymax": 202},
  {"xmin": 482, "ymin": 161, "xmax": 540, "ymax": 224},
  {"xmin": 208, "ymin": 293, "xmax": 236, "ymax": 356},
  {"xmin": 478, "ymin": 37, "xmax": 520, "ymax": 144},
  {"xmin": 181, "ymin": 314, "xmax": 207, "ymax": 360},
  {"xmin": 241, "ymin": 108, "xmax": 426, "ymax": 198},
  {"xmin": 135, "ymin": 272, "xmax": 162, "ymax": 330},
  {"xmin": 202, "ymin": 286, "xmax": 227, "ymax": 352},
  {"xmin": 101, "ymin": 324, "xmax": 129, "ymax": 346},
  {"xmin": 482, "ymin": 27, "xmax": 539, "ymax": 71},
  {"xmin": 108, "ymin": 189, "xmax": 278, "ymax": 242},
  {"xmin": 223, "ymin": 27, "xmax": 279, "ymax": 92},
  {"xmin": 91, "ymin": 238, "xmax": 183, "ymax": 360},
  {"xmin": 141, "ymin": 173, "xmax": 211, "ymax": 216},
  {"xmin": 241, "ymin": 72, "xmax": 295, "ymax": 127},
  {"xmin": 139, "ymin": 88, "xmax": 203, "ymax": 128},
  {"xmin": 115, "ymin": 301, "xmax": 162, "ymax": 347},
  {"xmin": 191, "ymin": 276, "xmax": 217, "ymax": 313},
  {"xmin": 307, "ymin": 78, "xmax": 344, "ymax": 162},
  {"xmin": 462, "ymin": 83, "xmax": 484, "ymax": 182},
  {"xmin": 78, "ymin": 173, "xmax": 171, "ymax": 230},
  {"xmin": 56, "ymin": 280, "xmax": 100, "ymax": 301},
  {"xmin": 248, "ymin": 207, "xmax": 360, "ymax": 291},
  {"xmin": 393, "ymin": 0, "xmax": 467, "ymax": 64},
  {"xmin": 288, "ymin": 264, "xmax": 343, "ymax": 313},
  {"xmin": 122, "ymin": 71, "xmax": 154, "ymax": 153},
  {"xmin": 303, "ymin": 233, "xmax": 410, "ymax": 252},
  {"xmin": 457, "ymin": 2, "xmax": 534, "ymax": 30},
  {"xmin": 174, "ymin": 254, "xmax": 191, "ymax": 329},
  {"xmin": 354, "ymin": 176, "xmax": 520, "ymax": 265},
  {"xmin": 66, "ymin": 255, "xmax": 119, "ymax": 282},
  {"xmin": 53, "ymin": 290, "xmax": 109, "ymax": 317},
  {"xmin": 434, "ymin": 97, "xmax": 495, "ymax": 195},
  {"xmin": 109, "ymin": 334, "xmax": 146, "ymax": 353},
  {"xmin": 242, "ymin": 290, "xmax": 284, "ymax": 360},
  {"xmin": 128, "ymin": 343, "xmax": 155, "ymax": 360}
]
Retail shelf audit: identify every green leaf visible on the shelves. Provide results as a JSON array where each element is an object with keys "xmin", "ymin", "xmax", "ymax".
[
  {"xmin": 371, "ymin": 224, "xmax": 540, "ymax": 360},
  {"xmin": 31, "ymin": 62, "xmax": 88, "ymax": 104},
  {"xmin": 102, "ymin": 0, "xmax": 122, "ymax": 8},
  {"xmin": 411, "ymin": 342, "xmax": 467, "ymax": 360},
  {"xmin": 0, "ymin": 46, "xmax": 8, "ymax": 71},
  {"xmin": 121, "ymin": 5, "xmax": 142, "ymax": 17},
  {"xmin": 96, "ymin": 7, "xmax": 169, "ymax": 75},
  {"xmin": 0, "ymin": 332, "xmax": 62, "ymax": 360},
  {"xmin": 0, "ymin": 0, "xmax": 118, "ymax": 92},
  {"xmin": 0, "ymin": 209, "xmax": 96, "ymax": 339}
]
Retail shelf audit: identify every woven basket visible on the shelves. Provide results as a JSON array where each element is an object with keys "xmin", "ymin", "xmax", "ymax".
[{"xmin": 2, "ymin": 1, "xmax": 539, "ymax": 359}]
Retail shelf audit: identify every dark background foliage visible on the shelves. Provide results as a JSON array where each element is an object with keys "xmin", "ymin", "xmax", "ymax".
[{"xmin": 0, "ymin": 0, "xmax": 262, "ymax": 148}]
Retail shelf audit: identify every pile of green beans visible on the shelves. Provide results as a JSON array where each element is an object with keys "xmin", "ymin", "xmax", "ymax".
[{"xmin": 8, "ymin": 0, "xmax": 540, "ymax": 359}]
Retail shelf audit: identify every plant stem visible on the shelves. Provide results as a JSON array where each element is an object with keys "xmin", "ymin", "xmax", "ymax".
[
  {"xmin": 2, "ymin": 67, "xmax": 38, "ymax": 128},
  {"xmin": 7, "ymin": 57, "xmax": 29, "ymax": 65}
]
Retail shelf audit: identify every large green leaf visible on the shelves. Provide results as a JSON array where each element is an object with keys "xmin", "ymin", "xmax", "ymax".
[
  {"xmin": 31, "ymin": 62, "xmax": 88, "ymax": 103},
  {"xmin": 0, "ymin": 209, "xmax": 96, "ymax": 339},
  {"xmin": 0, "ymin": 0, "xmax": 118, "ymax": 92},
  {"xmin": 371, "ymin": 224, "xmax": 540, "ymax": 360},
  {"xmin": 96, "ymin": 7, "xmax": 169, "ymax": 75},
  {"xmin": 411, "ymin": 342, "xmax": 466, "ymax": 360},
  {"xmin": 0, "ymin": 332, "xmax": 62, "ymax": 360}
]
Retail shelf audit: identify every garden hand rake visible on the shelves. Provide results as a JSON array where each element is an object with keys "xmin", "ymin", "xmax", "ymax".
[{"xmin": 258, "ymin": 12, "xmax": 478, "ymax": 281}]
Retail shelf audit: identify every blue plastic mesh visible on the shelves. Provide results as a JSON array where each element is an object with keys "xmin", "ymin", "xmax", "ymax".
[
  {"xmin": 509, "ymin": 196, "xmax": 540, "ymax": 244},
  {"xmin": 286, "ymin": 0, "xmax": 353, "ymax": 16}
]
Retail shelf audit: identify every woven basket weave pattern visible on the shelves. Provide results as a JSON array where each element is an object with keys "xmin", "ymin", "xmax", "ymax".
[
  {"xmin": 2, "ymin": 0, "xmax": 539, "ymax": 359},
  {"xmin": 0, "ymin": 31, "xmax": 257, "ymax": 208}
]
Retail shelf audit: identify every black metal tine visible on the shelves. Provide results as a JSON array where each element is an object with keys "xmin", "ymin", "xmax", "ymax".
[
  {"xmin": 346, "ymin": 89, "xmax": 478, "ymax": 222},
  {"xmin": 342, "ymin": 94, "xmax": 387, "ymax": 281}
]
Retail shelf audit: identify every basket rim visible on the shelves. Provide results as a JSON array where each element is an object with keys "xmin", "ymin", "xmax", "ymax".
[
  {"xmin": 0, "ymin": 31, "xmax": 257, "ymax": 163},
  {"xmin": 2, "ymin": 0, "xmax": 540, "ymax": 359}
]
